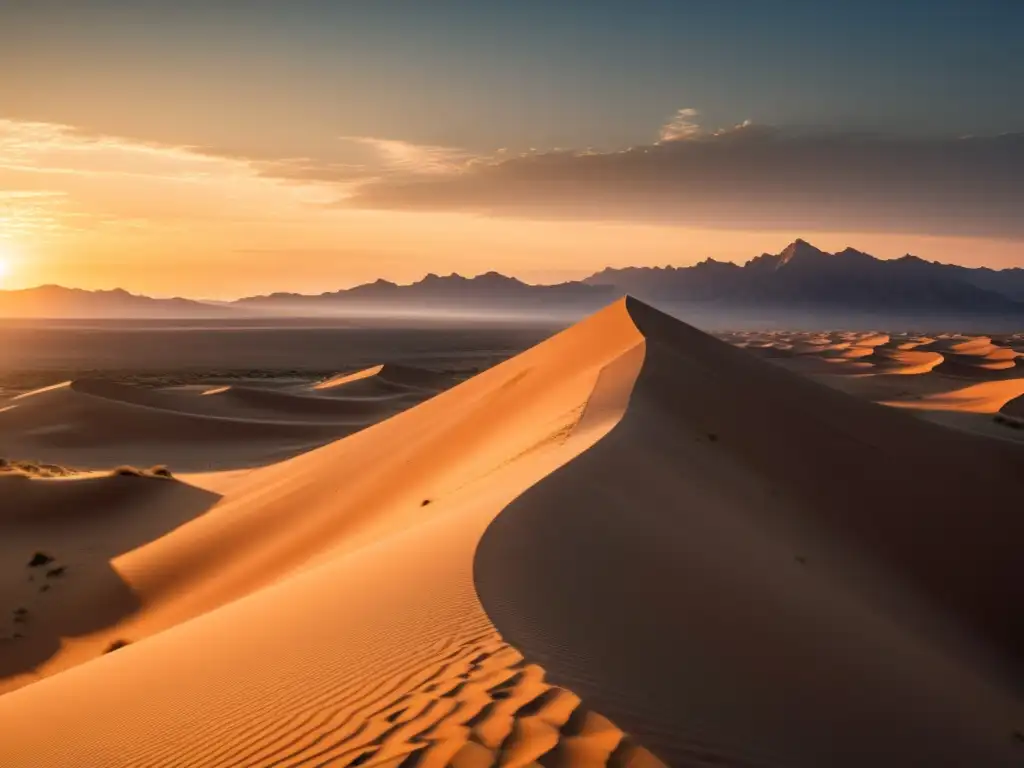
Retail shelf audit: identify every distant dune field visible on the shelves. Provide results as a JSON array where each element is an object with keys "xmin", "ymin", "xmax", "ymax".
[{"xmin": 1, "ymin": 301, "xmax": 1022, "ymax": 767}]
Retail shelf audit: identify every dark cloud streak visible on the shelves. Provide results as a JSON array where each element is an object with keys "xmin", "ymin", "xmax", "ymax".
[{"xmin": 343, "ymin": 129, "xmax": 1024, "ymax": 239}]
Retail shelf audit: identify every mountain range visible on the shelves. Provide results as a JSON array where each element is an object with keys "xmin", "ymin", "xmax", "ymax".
[
  {"xmin": 234, "ymin": 272, "xmax": 615, "ymax": 317},
  {"xmin": 3, "ymin": 240, "xmax": 1023, "ymax": 324},
  {"xmin": 585, "ymin": 239, "xmax": 1024, "ymax": 312},
  {"xmin": 0, "ymin": 285, "xmax": 231, "ymax": 319}
]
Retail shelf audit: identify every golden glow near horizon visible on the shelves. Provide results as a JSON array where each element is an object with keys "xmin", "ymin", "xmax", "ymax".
[{"xmin": 1, "ymin": 119, "xmax": 1022, "ymax": 299}]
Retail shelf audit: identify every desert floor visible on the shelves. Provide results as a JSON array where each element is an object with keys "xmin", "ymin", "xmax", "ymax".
[{"xmin": 1, "ymin": 302, "xmax": 1022, "ymax": 767}]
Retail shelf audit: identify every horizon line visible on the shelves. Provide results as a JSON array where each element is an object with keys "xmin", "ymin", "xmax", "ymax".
[{"xmin": 5, "ymin": 238, "xmax": 1021, "ymax": 302}]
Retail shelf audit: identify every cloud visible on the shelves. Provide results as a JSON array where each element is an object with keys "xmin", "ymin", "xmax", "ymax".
[
  {"xmin": 0, "ymin": 120, "xmax": 243, "ymax": 181},
  {"xmin": 339, "ymin": 136, "xmax": 474, "ymax": 176},
  {"xmin": 0, "ymin": 188, "xmax": 70, "ymax": 238},
  {"xmin": 5, "ymin": 114, "xmax": 1023, "ymax": 249},
  {"xmin": 659, "ymin": 107, "xmax": 702, "ymax": 142},
  {"xmin": 344, "ymin": 123, "xmax": 1024, "ymax": 240},
  {"xmin": 0, "ymin": 120, "xmax": 360, "ymax": 236}
]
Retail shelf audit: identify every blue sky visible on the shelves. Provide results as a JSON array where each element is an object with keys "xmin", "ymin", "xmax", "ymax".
[{"xmin": 3, "ymin": 0, "xmax": 1022, "ymax": 154}]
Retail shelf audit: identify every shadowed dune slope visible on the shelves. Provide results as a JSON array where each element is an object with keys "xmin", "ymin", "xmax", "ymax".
[
  {"xmin": 1001, "ymin": 396, "xmax": 1024, "ymax": 419},
  {"xmin": 477, "ymin": 299, "xmax": 1024, "ymax": 767},
  {"xmin": 0, "ymin": 474, "xmax": 221, "ymax": 683}
]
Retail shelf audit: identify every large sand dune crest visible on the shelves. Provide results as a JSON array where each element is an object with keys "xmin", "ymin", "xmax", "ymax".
[
  {"xmin": 1, "ymin": 298, "xmax": 1022, "ymax": 766},
  {"xmin": 477, "ymin": 299, "xmax": 1024, "ymax": 766}
]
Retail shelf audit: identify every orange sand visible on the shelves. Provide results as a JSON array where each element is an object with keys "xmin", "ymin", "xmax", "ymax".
[{"xmin": 1, "ymin": 300, "xmax": 1022, "ymax": 767}]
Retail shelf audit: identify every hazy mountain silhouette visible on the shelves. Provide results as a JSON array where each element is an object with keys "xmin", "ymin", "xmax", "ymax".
[
  {"xmin": 0, "ymin": 286, "xmax": 229, "ymax": 319},
  {"xmin": 3, "ymin": 242, "xmax": 1022, "ymax": 323},
  {"xmin": 929, "ymin": 262, "xmax": 1024, "ymax": 302},
  {"xmin": 584, "ymin": 239, "xmax": 1024, "ymax": 315},
  {"xmin": 236, "ymin": 272, "xmax": 617, "ymax": 316}
]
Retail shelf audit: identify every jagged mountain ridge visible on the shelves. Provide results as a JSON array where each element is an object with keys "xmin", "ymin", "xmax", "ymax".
[
  {"xmin": 234, "ymin": 271, "xmax": 617, "ymax": 317},
  {"xmin": 584, "ymin": 239, "xmax": 1024, "ymax": 313},
  {"xmin": 3, "ymin": 240, "xmax": 1022, "ymax": 318}
]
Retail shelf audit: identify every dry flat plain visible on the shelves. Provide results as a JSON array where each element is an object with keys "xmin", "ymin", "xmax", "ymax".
[{"xmin": 1, "ymin": 301, "xmax": 1023, "ymax": 767}]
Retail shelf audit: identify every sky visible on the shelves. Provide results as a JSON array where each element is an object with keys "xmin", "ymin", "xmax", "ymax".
[{"xmin": 0, "ymin": 0, "xmax": 1022, "ymax": 298}]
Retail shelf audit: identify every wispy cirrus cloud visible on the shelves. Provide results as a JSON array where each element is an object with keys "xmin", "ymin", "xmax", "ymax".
[
  {"xmin": 0, "ymin": 121, "xmax": 490, "ymax": 241},
  {"xmin": 0, "ymin": 120, "xmax": 359, "ymax": 238},
  {"xmin": 0, "ymin": 120, "xmax": 247, "ymax": 181}
]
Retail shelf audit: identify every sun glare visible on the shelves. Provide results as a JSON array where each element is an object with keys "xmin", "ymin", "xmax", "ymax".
[{"xmin": 0, "ymin": 246, "xmax": 11, "ymax": 284}]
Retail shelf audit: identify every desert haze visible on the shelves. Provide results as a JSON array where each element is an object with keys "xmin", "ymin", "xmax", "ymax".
[
  {"xmin": 5, "ymin": 240, "xmax": 1024, "ymax": 330},
  {"xmin": 0, "ymin": 296, "xmax": 1023, "ymax": 767}
]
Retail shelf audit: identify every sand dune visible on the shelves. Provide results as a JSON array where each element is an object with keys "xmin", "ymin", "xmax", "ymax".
[
  {"xmin": 740, "ymin": 329, "xmax": 1024, "ymax": 443},
  {"xmin": 1, "ymin": 300, "xmax": 1022, "ymax": 766},
  {"xmin": 0, "ymin": 472, "xmax": 220, "ymax": 685},
  {"xmin": 312, "ymin": 363, "xmax": 459, "ymax": 396},
  {"xmin": 716, "ymin": 326, "xmax": 1024, "ymax": 455},
  {"xmin": 864, "ymin": 347, "xmax": 945, "ymax": 374},
  {"xmin": 196, "ymin": 384, "xmax": 415, "ymax": 418},
  {"xmin": 917, "ymin": 336, "xmax": 1022, "ymax": 376},
  {"xmin": 731, "ymin": 329, "xmax": 1021, "ymax": 378},
  {"xmin": 480, "ymin": 302, "xmax": 1024, "ymax": 766},
  {"xmin": 1000, "ymin": 393, "xmax": 1024, "ymax": 420},
  {"xmin": 881, "ymin": 379, "xmax": 1024, "ymax": 414},
  {"xmin": 0, "ymin": 301, "xmax": 662, "ymax": 766},
  {"xmin": 0, "ymin": 368, "xmax": 448, "ymax": 472}
]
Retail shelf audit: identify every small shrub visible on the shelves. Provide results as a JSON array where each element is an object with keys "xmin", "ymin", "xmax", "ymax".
[
  {"xmin": 148, "ymin": 465, "xmax": 173, "ymax": 479},
  {"xmin": 27, "ymin": 552, "xmax": 54, "ymax": 568},
  {"xmin": 45, "ymin": 566, "xmax": 66, "ymax": 579},
  {"xmin": 420, "ymin": 498, "xmax": 433, "ymax": 507}
]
